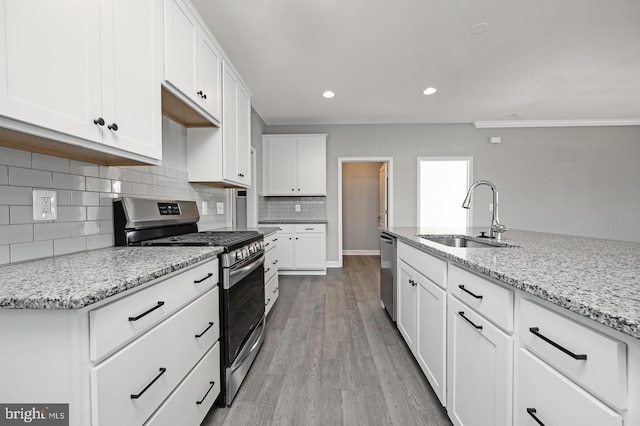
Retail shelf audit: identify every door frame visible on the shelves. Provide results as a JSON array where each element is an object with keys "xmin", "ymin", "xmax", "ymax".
[{"xmin": 337, "ymin": 156, "xmax": 394, "ymax": 268}]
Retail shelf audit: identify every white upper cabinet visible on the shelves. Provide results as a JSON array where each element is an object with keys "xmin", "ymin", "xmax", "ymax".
[
  {"xmin": 0, "ymin": 0, "xmax": 162, "ymax": 163},
  {"xmin": 263, "ymin": 134, "xmax": 327, "ymax": 196},
  {"xmin": 163, "ymin": 0, "xmax": 222, "ymax": 125}
]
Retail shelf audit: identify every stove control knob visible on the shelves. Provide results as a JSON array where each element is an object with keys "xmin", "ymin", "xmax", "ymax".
[
  {"xmin": 236, "ymin": 250, "xmax": 243, "ymax": 260},
  {"xmin": 249, "ymin": 245, "xmax": 255, "ymax": 254}
]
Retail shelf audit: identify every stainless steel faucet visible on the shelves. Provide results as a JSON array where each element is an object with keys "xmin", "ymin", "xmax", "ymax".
[{"xmin": 462, "ymin": 180, "xmax": 507, "ymax": 239}]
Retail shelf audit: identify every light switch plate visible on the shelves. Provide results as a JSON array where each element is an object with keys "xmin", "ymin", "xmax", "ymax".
[
  {"xmin": 216, "ymin": 202, "xmax": 224, "ymax": 215},
  {"xmin": 202, "ymin": 201, "xmax": 208, "ymax": 215},
  {"xmin": 33, "ymin": 190, "xmax": 57, "ymax": 220},
  {"xmin": 295, "ymin": 204, "xmax": 301, "ymax": 212}
]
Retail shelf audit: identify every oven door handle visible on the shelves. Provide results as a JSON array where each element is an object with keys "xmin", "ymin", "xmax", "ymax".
[{"xmin": 227, "ymin": 254, "xmax": 265, "ymax": 289}]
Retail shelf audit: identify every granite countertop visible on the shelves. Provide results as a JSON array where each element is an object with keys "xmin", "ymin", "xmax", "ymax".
[
  {"xmin": 258, "ymin": 219, "xmax": 328, "ymax": 224},
  {"xmin": 0, "ymin": 246, "xmax": 222, "ymax": 310},
  {"xmin": 209, "ymin": 226, "xmax": 281, "ymax": 236},
  {"xmin": 382, "ymin": 227, "xmax": 640, "ymax": 340}
]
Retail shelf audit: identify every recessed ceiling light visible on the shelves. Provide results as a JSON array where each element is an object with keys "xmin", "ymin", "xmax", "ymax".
[
  {"xmin": 470, "ymin": 22, "xmax": 489, "ymax": 35},
  {"xmin": 322, "ymin": 91, "xmax": 335, "ymax": 99},
  {"xmin": 422, "ymin": 87, "xmax": 437, "ymax": 95}
]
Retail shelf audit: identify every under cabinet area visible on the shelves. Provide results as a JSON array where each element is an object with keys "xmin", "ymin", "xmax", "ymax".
[
  {"xmin": 269, "ymin": 224, "xmax": 326, "ymax": 274},
  {"xmin": 163, "ymin": 0, "xmax": 222, "ymax": 125},
  {"xmin": 264, "ymin": 232, "xmax": 280, "ymax": 315},
  {"xmin": 262, "ymin": 134, "xmax": 327, "ymax": 196},
  {"xmin": 0, "ymin": 0, "xmax": 163, "ymax": 164}
]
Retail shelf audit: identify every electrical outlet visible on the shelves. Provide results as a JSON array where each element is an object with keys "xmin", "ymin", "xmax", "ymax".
[
  {"xmin": 295, "ymin": 204, "xmax": 301, "ymax": 212},
  {"xmin": 33, "ymin": 190, "xmax": 57, "ymax": 220},
  {"xmin": 216, "ymin": 202, "xmax": 224, "ymax": 214},
  {"xmin": 202, "ymin": 201, "xmax": 208, "ymax": 215}
]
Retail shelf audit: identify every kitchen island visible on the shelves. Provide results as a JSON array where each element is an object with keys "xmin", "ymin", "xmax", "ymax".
[{"xmin": 382, "ymin": 226, "xmax": 640, "ymax": 426}]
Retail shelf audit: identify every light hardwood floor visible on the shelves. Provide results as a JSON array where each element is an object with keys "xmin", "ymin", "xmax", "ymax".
[{"xmin": 202, "ymin": 255, "xmax": 451, "ymax": 426}]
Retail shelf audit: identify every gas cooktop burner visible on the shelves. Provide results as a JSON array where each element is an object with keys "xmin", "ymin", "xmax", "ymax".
[{"xmin": 140, "ymin": 230, "xmax": 262, "ymax": 251}]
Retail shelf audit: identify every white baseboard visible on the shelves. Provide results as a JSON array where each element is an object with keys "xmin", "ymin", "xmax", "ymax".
[
  {"xmin": 278, "ymin": 270, "xmax": 327, "ymax": 276},
  {"xmin": 343, "ymin": 250, "xmax": 380, "ymax": 256},
  {"xmin": 326, "ymin": 261, "xmax": 341, "ymax": 268}
]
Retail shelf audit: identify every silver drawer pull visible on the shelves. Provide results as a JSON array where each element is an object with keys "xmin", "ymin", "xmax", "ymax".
[
  {"xmin": 529, "ymin": 327, "xmax": 587, "ymax": 360},
  {"xmin": 194, "ymin": 273, "xmax": 214, "ymax": 284},
  {"xmin": 196, "ymin": 381, "xmax": 216, "ymax": 405},
  {"xmin": 458, "ymin": 284, "xmax": 483, "ymax": 299},
  {"xmin": 195, "ymin": 322, "xmax": 215, "ymax": 338},
  {"xmin": 458, "ymin": 311, "xmax": 483, "ymax": 330}
]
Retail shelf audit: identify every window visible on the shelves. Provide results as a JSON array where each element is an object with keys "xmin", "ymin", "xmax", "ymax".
[{"xmin": 418, "ymin": 157, "xmax": 472, "ymax": 228}]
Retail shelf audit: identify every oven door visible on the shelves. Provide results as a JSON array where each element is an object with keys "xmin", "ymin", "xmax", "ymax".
[{"xmin": 222, "ymin": 252, "xmax": 265, "ymax": 366}]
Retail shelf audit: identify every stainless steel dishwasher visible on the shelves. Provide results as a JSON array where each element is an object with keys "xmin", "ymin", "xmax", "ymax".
[{"xmin": 379, "ymin": 232, "xmax": 397, "ymax": 321}]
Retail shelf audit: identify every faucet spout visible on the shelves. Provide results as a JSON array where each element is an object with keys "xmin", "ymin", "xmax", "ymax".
[{"xmin": 462, "ymin": 180, "xmax": 507, "ymax": 239}]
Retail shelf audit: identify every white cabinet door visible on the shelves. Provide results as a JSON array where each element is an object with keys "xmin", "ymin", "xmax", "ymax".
[
  {"xmin": 447, "ymin": 295, "xmax": 513, "ymax": 426},
  {"xmin": 265, "ymin": 136, "xmax": 297, "ymax": 195},
  {"xmin": 198, "ymin": 34, "xmax": 222, "ymax": 120},
  {"xmin": 0, "ymin": 0, "xmax": 102, "ymax": 143},
  {"xmin": 236, "ymin": 84, "xmax": 251, "ymax": 186},
  {"xmin": 295, "ymin": 232, "xmax": 324, "ymax": 269},
  {"xmin": 100, "ymin": 0, "xmax": 162, "ymax": 160},
  {"xmin": 277, "ymin": 231, "xmax": 295, "ymax": 269},
  {"xmin": 516, "ymin": 349, "xmax": 622, "ymax": 426},
  {"xmin": 397, "ymin": 260, "xmax": 417, "ymax": 350},
  {"xmin": 416, "ymin": 275, "xmax": 447, "ymax": 406},
  {"xmin": 296, "ymin": 135, "xmax": 326, "ymax": 195},
  {"xmin": 163, "ymin": 0, "xmax": 198, "ymax": 105}
]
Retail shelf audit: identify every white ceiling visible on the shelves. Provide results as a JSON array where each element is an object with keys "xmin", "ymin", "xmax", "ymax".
[{"xmin": 192, "ymin": 0, "xmax": 640, "ymax": 126}]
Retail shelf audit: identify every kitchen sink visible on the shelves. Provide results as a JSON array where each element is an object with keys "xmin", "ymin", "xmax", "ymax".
[{"xmin": 418, "ymin": 235, "xmax": 513, "ymax": 248}]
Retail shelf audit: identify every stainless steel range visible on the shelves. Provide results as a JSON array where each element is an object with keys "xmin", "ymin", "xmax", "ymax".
[{"xmin": 113, "ymin": 197, "xmax": 265, "ymax": 405}]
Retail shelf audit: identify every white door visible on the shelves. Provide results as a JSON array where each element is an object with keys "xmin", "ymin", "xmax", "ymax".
[
  {"xmin": 447, "ymin": 296, "xmax": 513, "ymax": 426},
  {"xmin": 163, "ymin": 0, "xmax": 198, "ymax": 101},
  {"xmin": 265, "ymin": 137, "xmax": 296, "ymax": 195},
  {"xmin": 296, "ymin": 136, "xmax": 326, "ymax": 195},
  {"xmin": 378, "ymin": 163, "xmax": 388, "ymax": 228},
  {"xmin": 277, "ymin": 231, "xmax": 294, "ymax": 269},
  {"xmin": 416, "ymin": 274, "xmax": 447, "ymax": 406},
  {"xmin": 100, "ymin": 0, "xmax": 162, "ymax": 160},
  {"xmin": 397, "ymin": 260, "xmax": 417, "ymax": 350},
  {"xmin": 295, "ymin": 232, "xmax": 324, "ymax": 269},
  {"xmin": 222, "ymin": 63, "xmax": 239, "ymax": 182},
  {"xmin": 0, "ymin": 0, "xmax": 102, "ymax": 142}
]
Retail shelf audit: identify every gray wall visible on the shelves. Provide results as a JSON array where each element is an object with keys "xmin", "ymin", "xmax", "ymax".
[
  {"xmin": 343, "ymin": 162, "xmax": 382, "ymax": 252},
  {"xmin": 266, "ymin": 123, "xmax": 640, "ymax": 263}
]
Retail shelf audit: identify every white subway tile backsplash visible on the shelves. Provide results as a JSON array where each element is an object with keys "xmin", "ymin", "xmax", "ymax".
[
  {"xmin": 53, "ymin": 173, "xmax": 86, "ymax": 190},
  {"xmin": 87, "ymin": 233, "xmax": 112, "ymax": 250},
  {"xmin": 0, "ymin": 245, "xmax": 9, "ymax": 265},
  {"xmin": 122, "ymin": 168, "xmax": 142, "ymax": 183},
  {"xmin": 87, "ymin": 206, "xmax": 112, "ymax": 221},
  {"xmin": 57, "ymin": 206, "xmax": 87, "ymax": 222},
  {"xmin": 0, "ymin": 165, "xmax": 8, "ymax": 184},
  {"xmin": 71, "ymin": 191, "xmax": 100, "ymax": 206},
  {"xmin": 34, "ymin": 222, "xmax": 71, "ymax": 241},
  {"xmin": 99, "ymin": 193, "xmax": 117, "ymax": 206},
  {"xmin": 53, "ymin": 237, "xmax": 87, "ymax": 256},
  {"xmin": 99, "ymin": 166, "xmax": 122, "ymax": 180},
  {"xmin": 0, "ymin": 206, "xmax": 8, "ymax": 225},
  {"xmin": 71, "ymin": 221, "xmax": 100, "ymax": 237},
  {"xmin": 10, "ymin": 240, "xmax": 53, "ymax": 262},
  {"xmin": 9, "ymin": 206, "xmax": 38, "ymax": 224},
  {"xmin": 56, "ymin": 190, "xmax": 71, "ymax": 206},
  {"xmin": 132, "ymin": 182, "xmax": 150, "ymax": 195},
  {"xmin": 0, "ymin": 146, "xmax": 31, "ymax": 167},
  {"xmin": 69, "ymin": 160, "xmax": 99, "ymax": 177},
  {"xmin": 32, "ymin": 153, "xmax": 70, "ymax": 173},
  {"xmin": 86, "ymin": 177, "xmax": 111, "ymax": 192},
  {"xmin": 0, "ymin": 224, "xmax": 33, "ymax": 244},
  {"xmin": 8, "ymin": 167, "xmax": 52, "ymax": 188},
  {"xmin": 99, "ymin": 219, "xmax": 113, "ymax": 234}
]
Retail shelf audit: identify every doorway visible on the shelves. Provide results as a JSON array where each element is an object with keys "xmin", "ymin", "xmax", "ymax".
[{"xmin": 338, "ymin": 157, "xmax": 393, "ymax": 267}]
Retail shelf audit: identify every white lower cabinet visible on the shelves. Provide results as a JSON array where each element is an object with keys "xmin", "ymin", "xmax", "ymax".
[
  {"xmin": 265, "ymin": 274, "xmax": 279, "ymax": 316},
  {"xmin": 145, "ymin": 342, "xmax": 221, "ymax": 426},
  {"xmin": 397, "ymin": 254, "xmax": 447, "ymax": 406},
  {"xmin": 264, "ymin": 232, "xmax": 279, "ymax": 316},
  {"xmin": 516, "ymin": 349, "xmax": 622, "ymax": 426},
  {"xmin": 266, "ymin": 223, "xmax": 326, "ymax": 274},
  {"xmin": 447, "ymin": 295, "xmax": 513, "ymax": 426}
]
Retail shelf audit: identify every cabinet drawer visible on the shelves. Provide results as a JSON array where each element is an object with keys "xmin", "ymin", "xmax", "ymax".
[
  {"xmin": 91, "ymin": 288, "xmax": 219, "ymax": 426},
  {"xmin": 264, "ymin": 245, "xmax": 278, "ymax": 282},
  {"xmin": 145, "ymin": 342, "xmax": 221, "ymax": 426},
  {"xmin": 265, "ymin": 274, "xmax": 279, "ymax": 316},
  {"xmin": 516, "ymin": 349, "xmax": 622, "ymax": 426},
  {"xmin": 397, "ymin": 241, "xmax": 447, "ymax": 289},
  {"xmin": 520, "ymin": 298, "xmax": 627, "ymax": 409},
  {"xmin": 294, "ymin": 224, "xmax": 325, "ymax": 233},
  {"xmin": 90, "ymin": 259, "xmax": 218, "ymax": 361},
  {"xmin": 449, "ymin": 264, "xmax": 513, "ymax": 332},
  {"xmin": 264, "ymin": 233, "xmax": 278, "ymax": 252}
]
